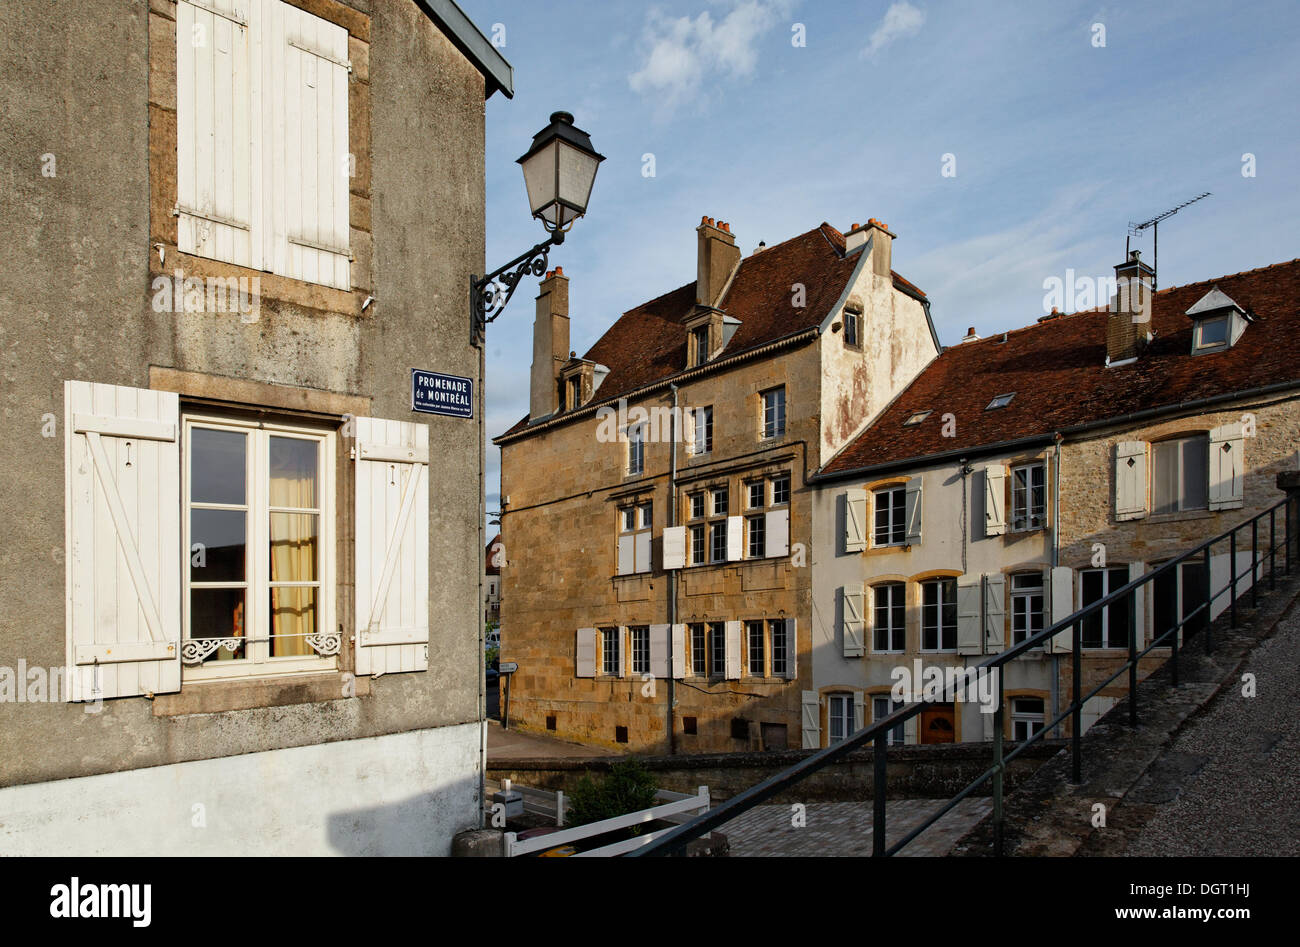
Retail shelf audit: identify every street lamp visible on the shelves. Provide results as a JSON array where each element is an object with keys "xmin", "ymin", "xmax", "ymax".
[{"xmin": 471, "ymin": 111, "xmax": 603, "ymax": 345}]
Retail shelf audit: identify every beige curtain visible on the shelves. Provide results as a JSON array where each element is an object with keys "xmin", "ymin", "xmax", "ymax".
[{"xmin": 269, "ymin": 440, "xmax": 318, "ymax": 658}]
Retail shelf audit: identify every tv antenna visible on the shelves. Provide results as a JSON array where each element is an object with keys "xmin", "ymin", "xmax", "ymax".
[{"xmin": 1127, "ymin": 192, "xmax": 1210, "ymax": 289}]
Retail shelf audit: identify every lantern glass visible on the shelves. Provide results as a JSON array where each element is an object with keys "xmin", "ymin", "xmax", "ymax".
[{"xmin": 517, "ymin": 112, "xmax": 603, "ymax": 231}]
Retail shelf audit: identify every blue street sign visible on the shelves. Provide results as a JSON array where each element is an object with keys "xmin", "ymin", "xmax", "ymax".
[{"xmin": 411, "ymin": 369, "xmax": 474, "ymax": 418}]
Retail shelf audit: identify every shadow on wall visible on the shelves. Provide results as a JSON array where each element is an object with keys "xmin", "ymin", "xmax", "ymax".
[{"xmin": 327, "ymin": 774, "xmax": 480, "ymax": 856}]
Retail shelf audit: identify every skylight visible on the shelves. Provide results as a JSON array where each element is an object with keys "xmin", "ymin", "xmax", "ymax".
[
  {"xmin": 985, "ymin": 393, "xmax": 1015, "ymax": 411},
  {"xmin": 903, "ymin": 410, "xmax": 932, "ymax": 426}
]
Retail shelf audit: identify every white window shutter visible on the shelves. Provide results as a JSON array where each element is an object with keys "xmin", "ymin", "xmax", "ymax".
[
  {"xmin": 1129, "ymin": 561, "xmax": 1146, "ymax": 647},
  {"xmin": 842, "ymin": 585, "xmax": 865, "ymax": 657},
  {"xmin": 575, "ymin": 627, "xmax": 597, "ymax": 677},
  {"xmin": 783, "ymin": 618, "xmax": 797, "ymax": 679},
  {"xmin": 903, "ymin": 715, "xmax": 918, "ymax": 744},
  {"xmin": 984, "ymin": 574, "xmax": 1006, "ymax": 653},
  {"xmin": 65, "ymin": 381, "xmax": 182, "ymax": 701},
  {"xmin": 662, "ymin": 525, "xmax": 686, "ymax": 570},
  {"xmin": 616, "ymin": 533, "xmax": 635, "ymax": 576},
  {"xmin": 956, "ymin": 574, "xmax": 982, "ymax": 655},
  {"xmin": 765, "ymin": 508, "xmax": 789, "ymax": 557},
  {"xmin": 176, "ymin": 0, "xmax": 255, "ymax": 270},
  {"xmin": 801, "ymin": 690, "xmax": 821, "ymax": 748},
  {"xmin": 844, "ymin": 488, "xmax": 866, "ymax": 552},
  {"xmin": 671, "ymin": 623, "xmax": 686, "ymax": 679},
  {"xmin": 354, "ymin": 417, "xmax": 429, "ymax": 676},
  {"xmin": 724, "ymin": 620, "xmax": 742, "ymax": 679},
  {"xmin": 635, "ymin": 530, "xmax": 652, "ymax": 573},
  {"xmin": 905, "ymin": 479, "xmax": 923, "ymax": 545},
  {"xmin": 1049, "ymin": 565, "xmax": 1074, "ymax": 653},
  {"xmin": 1115, "ymin": 441, "xmax": 1148, "ymax": 521},
  {"xmin": 725, "ymin": 515, "xmax": 743, "ymax": 562},
  {"xmin": 984, "ymin": 466, "xmax": 1006, "ymax": 536},
  {"xmin": 853, "ymin": 691, "xmax": 865, "ymax": 734},
  {"xmin": 1208, "ymin": 423, "xmax": 1244, "ymax": 510},
  {"xmin": 649, "ymin": 623, "xmax": 670, "ymax": 678}
]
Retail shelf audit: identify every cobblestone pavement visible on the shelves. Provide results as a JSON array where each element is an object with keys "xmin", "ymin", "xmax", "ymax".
[
  {"xmin": 724, "ymin": 799, "xmax": 993, "ymax": 856},
  {"xmin": 1122, "ymin": 606, "xmax": 1300, "ymax": 856}
]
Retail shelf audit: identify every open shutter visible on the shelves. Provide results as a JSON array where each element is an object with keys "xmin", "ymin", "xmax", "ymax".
[
  {"xmin": 575, "ymin": 627, "xmax": 597, "ymax": 677},
  {"xmin": 1208, "ymin": 423, "xmax": 1244, "ymax": 510},
  {"xmin": 649, "ymin": 623, "xmax": 670, "ymax": 678},
  {"xmin": 671, "ymin": 623, "xmax": 686, "ymax": 679},
  {"xmin": 984, "ymin": 466, "xmax": 1006, "ymax": 536},
  {"xmin": 905, "ymin": 479, "xmax": 923, "ymax": 545},
  {"xmin": 725, "ymin": 516, "xmax": 743, "ymax": 562},
  {"xmin": 844, "ymin": 488, "xmax": 866, "ymax": 552},
  {"xmin": 65, "ymin": 381, "xmax": 181, "ymax": 701},
  {"xmin": 1049, "ymin": 566, "xmax": 1074, "ymax": 653},
  {"xmin": 782, "ymin": 618, "xmax": 797, "ymax": 679},
  {"xmin": 354, "ymin": 417, "xmax": 428, "ymax": 676},
  {"xmin": 616, "ymin": 533, "xmax": 634, "ymax": 576},
  {"xmin": 1129, "ymin": 561, "xmax": 1147, "ymax": 647},
  {"xmin": 765, "ymin": 508, "xmax": 789, "ymax": 557},
  {"xmin": 842, "ymin": 585, "xmax": 865, "ymax": 657},
  {"xmin": 724, "ymin": 620, "xmax": 742, "ymax": 679},
  {"xmin": 956, "ymin": 574, "xmax": 982, "ymax": 655},
  {"xmin": 662, "ymin": 525, "xmax": 686, "ymax": 570},
  {"xmin": 1115, "ymin": 441, "xmax": 1148, "ymax": 521},
  {"xmin": 176, "ymin": 0, "xmax": 255, "ymax": 270},
  {"xmin": 801, "ymin": 691, "xmax": 821, "ymax": 748},
  {"xmin": 984, "ymin": 574, "xmax": 1006, "ymax": 652},
  {"xmin": 853, "ymin": 691, "xmax": 865, "ymax": 734},
  {"xmin": 635, "ymin": 530, "xmax": 651, "ymax": 573}
]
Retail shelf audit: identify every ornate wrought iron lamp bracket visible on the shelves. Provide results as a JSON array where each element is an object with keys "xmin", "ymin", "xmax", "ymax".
[{"xmin": 470, "ymin": 229, "xmax": 565, "ymax": 347}]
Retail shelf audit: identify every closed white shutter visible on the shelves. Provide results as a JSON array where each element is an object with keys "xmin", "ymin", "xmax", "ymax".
[
  {"xmin": 1049, "ymin": 565, "xmax": 1074, "ymax": 653},
  {"xmin": 956, "ymin": 574, "xmax": 982, "ymax": 655},
  {"xmin": 616, "ymin": 533, "xmax": 634, "ymax": 576},
  {"xmin": 765, "ymin": 508, "xmax": 789, "ymax": 557},
  {"xmin": 844, "ymin": 488, "xmax": 866, "ymax": 552},
  {"xmin": 853, "ymin": 691, "xmax": 865, "ymax": 734},
  {"xmin": 905, "ymin": 479, "xmax": 923, "ymax": 545},
  {"xmin": 649, "ymin": 623, "xmax": 670, "ymax": 678},
  {"xmin": 176, "ymin": 0, "xmax": 255, "ymax": 270},
  {"xmin": 984, "ymin": 466, "xmax": 1006, "ymax": 536},
  {"xmin": 662, "ymin": 525, "xmax": 686, "ymax": 570},
  {"xmin": 984, "ymin": 574, "xmax": 1006, "ymax": 652},
  {"xmin": 1115, "ymin": 441, "xmax": 1148, "ymax": 521},
  {"xmin": 1208, "ymin": 423, "xmax": 1244, "ymax": 510},
  {"xmin": 782, "ymin": 618, "xmax": 797, "ymax": 679},
  {"xmin": 1129, "ymin": 561, "xmax": 1146, "ymax": 647},
  {"xmin": 724, "ymin": 620, "xmax": 742, "ymax": 679},
  {"xmin": 354, "ymin": 418, "xmax": 429, "ymax": 676},
  {"xmin": 725, "ymin": 515, "xmax": 743, "ymax": 562},
  {"xmin": 671, "ymin": 623, "xmax": 686, "ymax": 679},
  {"xmin": 64, "ymin": 381, "xmax": 182, "ymax": 701},
  {"xmin": 267, "ymin": 0, "xmax": 351, "ymax": 289},
  {"xmin": 575, "ymin": 627, "xmax": 597, "ymax": 677},
  {"xmin": 842, "ymin": 585, "xmax": 865, "ymax": 657},
  {"xmin": 801, "ymin": 690, "xmax": 821, "ymax": 748},
  {"xmin": 635, "ymin": 530, "xmax": 652, "ymax": 573}
]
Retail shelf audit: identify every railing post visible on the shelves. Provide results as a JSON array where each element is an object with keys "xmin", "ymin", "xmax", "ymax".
[
  {"xmin": 872, "ymin": 733, "xmax": 887, "ymax": 857},
  {"xmin": 1204, "ymin": 543, "xmax": 1214, "ymax": 655},
  {"xmin": 1251, "ymin": 518, "xmax": 1259, "ymax": 610},
  {"xmin": 1270, "ymin": 507, "xmax": 1277, "ymax": 590},
  {"xmin": 1128, "ymin": 581, "xmax": 1138, "ymax": 727},
  {"xmin": 1071, "ymin": 620, "xmax": 1082, "ymax": 784},
  {"xmin": 992, "ymin": 668, "xmax": 1006, "ymax": 856},
  {"xmin": 1229, "ymin": 530, "xmax": 1238, "ymax": 630}
]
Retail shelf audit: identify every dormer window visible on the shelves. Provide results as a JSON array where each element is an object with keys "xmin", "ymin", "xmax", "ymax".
[
  {"xmin": 559, "ymin": 359, "xmax": 610, "ymax": 412},
  {"xmin": 1195, "ymin": 315, "xmax": 1229, "ymax": 348},
  {"xmin": 685, "ymin": 312, "xmax": 741, "ymax": 369},
  {"xmin": 690, "ymin": 325, "xmax": 711, "ymax": 367},
  {"xmin": 1186, "ymin": 286, "xmax": 1251, "ymax": 355}
]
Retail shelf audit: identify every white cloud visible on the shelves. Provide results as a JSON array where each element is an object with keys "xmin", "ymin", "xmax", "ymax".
[
  {"xmin": 864, "ymin": 1, "xmax": 925, "ymax": 58},
  {"xmin": 629, "ymin": 1, "xmax": 792, "ymax": 115}
]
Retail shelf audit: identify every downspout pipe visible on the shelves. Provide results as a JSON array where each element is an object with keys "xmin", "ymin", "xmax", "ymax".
[{"xmin": 667, "ymin": 384, "xmax": 679, "ymax": 755}]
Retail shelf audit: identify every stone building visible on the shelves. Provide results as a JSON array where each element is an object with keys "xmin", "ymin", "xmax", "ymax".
[
  {"xmin": 810, "ymin": 252, "xmax": 1300, "ymax": 747},
  {"xmin": 494, "ymin": 216, "xmax": 941, "ymax": 753},
  {"xmin": 0, "ymin": 0, "xmax": 511, "ymax": 854}
]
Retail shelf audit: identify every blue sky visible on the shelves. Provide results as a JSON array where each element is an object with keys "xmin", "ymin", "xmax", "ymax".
[{"xmin": 460, "ymin": 0, "xmax": 1300, "ymax": 526}]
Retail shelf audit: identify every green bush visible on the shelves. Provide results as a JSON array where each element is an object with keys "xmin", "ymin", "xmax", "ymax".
[{"xmin": 566, "ymin": 761, "xmax": 659, "ymax": 833}]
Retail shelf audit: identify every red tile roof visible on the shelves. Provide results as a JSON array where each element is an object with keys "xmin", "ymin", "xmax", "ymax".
[
  {"xmin": 496, "ymin": 223, "xmax": 926, "ymax": 440},
  {"xmin": 486, "ymin": 534, "xmax": 502, "ymax": 575},
  {"xmin": 820, "ymin": 257, "xmax": 1300, "ymax": 476}
]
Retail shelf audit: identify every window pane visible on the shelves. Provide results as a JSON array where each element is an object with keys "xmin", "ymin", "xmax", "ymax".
[
  {"xmin": 192, "ymin": 428, "xmax": 246, "ymax": 505},
  {"xmin": 189, "ymin": 587, "xmax": 247, "ymax": 657},
  {"xmin": 191, "ymin": 508, "xmax": 246, "ymax": 582},
  {"xmin": 269, "ymin": 436, "xmax": 318, "ymax": 508},
  {"xmin": 1182, "ymin": 436, "xmax": 1208, "ymax": 509},
  {"xmin": 270, "ymin": 512, "xmax": 319, "ymax": 582},
  {"xmin": 270, "ymin": 586, "xmax": 316, "ymax": 657},
  {"xmin": 1152, "ymin": 440, "xmax": 1179, "ymax": 514},
  {"xmin": 1199, "ymin": 316, "xmax": 1228, "ymax": 345}
]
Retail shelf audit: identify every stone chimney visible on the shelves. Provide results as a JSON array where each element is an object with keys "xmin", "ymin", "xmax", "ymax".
[
  {"xmin": 530, "ymin": 267, "xmax": 570, "ymax": 420},
  {"xmin": 1107, "ymin": 250, "xmax": 1155, "ymax": 364},
  {"xmin": 696, "ymin": 216, "xmax": 740, "ymax": 308},
  {"xmin": 846, "ymin": 219, "xmax": 894, "ymax": 278}
]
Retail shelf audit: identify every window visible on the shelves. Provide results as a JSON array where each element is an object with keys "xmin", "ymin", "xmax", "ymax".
[
  {"xmin": 688, "ymin": 486, "xmax": 727, "ymax": 565},
  {"xmin": 712, "ymin": 487, "xmax": 729, "ymax": 516},
  {"xmin": 762, "ymin": 387, "xmax": 786, "ymax": 439},
  {"xmin": 689, "ymin": 524, "xmax": 706, "ymax": 564},
  {"xmin": 1011, "ymin": 462, "xmax": 1047, "ymax": 531},
  {"xmin": 566, "ymin": 376, "xmax": 581, "ymax": 411},
  {"xmin": 921, "ymin": 578, "xmax": 958, "ymax": 652},
  {"xmin": 175, "ymin": 0, "xmax": 350, "ymax": 290},
  {"xmin": 986, "ymin": 392, "xmax": 1015, "ymax": 411},
  {"xmin": 617, "ymin": 502, "xmax": 652, "ymax": 574},
  {"xmin": 1081, "ymin": 566, "xmax": 1132, "ymax": 649},
  {"xmin": 709, "ymin": 522, "xmax": 728, "ymax": 563},
  {"xmin": 873, "ymin": 582, "xmax": 906, "ymax": 652},
  {"xmin": 770, "ymin": 619, "xmax": 789, "ymax": 676},
  {"xmin": 1011, "ymin": 697, "xmax": 1045, "ymax": 742},
  {"xmin": 746, "ymin": 620, "xmax": 766, "ymax": 676},
  {"xmin": 828, "ymin": 693, "xmax": 854, "ymax": 744},
  {"xmin": 689, "ymin": 492, "xmax": 706, "ymax": 519},
  {"xmin": 1195, "ymin": 315, "xmax": 1230, "ymax": 349},
  {"xmin": 771, "ymin": 475, "xmax": 790, "ymax": 506},
  {"xmin": 690, "ymin": 405, "xmax": 713, "ymax": 455},
  {"xmin": 1011, "ymin": 572, "xmax": 1045, "ymax": 646},
  {"xmin": 873, "ymin": 696, "xmax": 905, "ymax": 745},
  {"xmin": 1152, "ymin": 435, "xmax": 1208, "ymax": 514},
  {"xmin": 639, "ymin": 502, "xmax": 653, "ymax": 529},
  {"xmin": 601, "ymin": 627, "xmax": 621, "ymax": 675},
  {"xmin": 1153, "ymin": 561, "xmax": 1210, "ymax": 642},
  {"xmin": 630, "ymin": 626, "xmax": 650, "ymax": 674},
  {"xmin": 844, "ymin": 309, "xmax": 860, "ymax": 347},
  {"xmin": 689, "ymin": 623, "xmax": 708, "ymax": 676},
  {"xmin": 746, "ymin": 514, "xmax": 765, "ymax": 558},
  {"xmin": 903, "ymin": 410, "xmax": 931, "ymax": 426},
  {"xmin": 627, "ymin": 424, "xmax": 645, "ymax": 476},
  {"xmin": 184, "ymin": 417, "xmax": 335, "ymax": 677},
  {"xmin": 709, "ymin": 622, "xmax": 726, "ymax": 676},
  {"xmin": 747, "ymin": 481, "xmax": 765, "ymax": 509},
  {"xmin": 873, "ymin": 486, "xmax": 906, "ymax": 546},
  {"xmin": 691, "ymin": 324, "xmax": 710, "ymax": 367}
]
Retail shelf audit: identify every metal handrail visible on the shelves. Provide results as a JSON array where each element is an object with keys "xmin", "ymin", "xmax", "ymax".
[{"xmin": 634, "ymin": 494, "xmax": 1295, "ymax": 856}]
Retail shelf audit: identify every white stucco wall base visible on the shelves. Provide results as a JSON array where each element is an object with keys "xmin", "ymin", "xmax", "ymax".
[{"xmin": 0, "ymin": 722, "xmax": 482, "ymax": 856}]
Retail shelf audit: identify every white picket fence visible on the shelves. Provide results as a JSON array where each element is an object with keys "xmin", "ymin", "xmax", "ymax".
[{"xmin": 500, "ymin": 785, "xmax": 710, "ymax": 857}]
